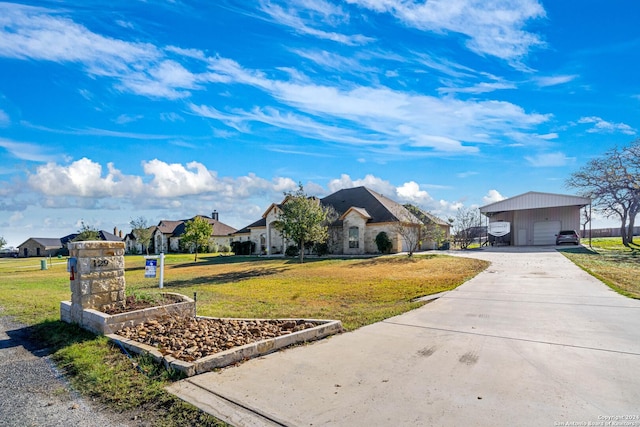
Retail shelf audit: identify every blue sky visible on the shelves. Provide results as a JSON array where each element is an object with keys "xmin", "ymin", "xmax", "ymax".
[{"xmin": 1, "ymin": 0, "xmax": 638, "ymax": 247}]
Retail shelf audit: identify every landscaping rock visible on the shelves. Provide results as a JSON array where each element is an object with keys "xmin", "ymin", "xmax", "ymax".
[{"xmin": 116, "ymin": 317, "xmax": 323, "ymax": 362}]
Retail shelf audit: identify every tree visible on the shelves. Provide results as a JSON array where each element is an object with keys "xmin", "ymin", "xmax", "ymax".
[
  {"xmin": 275, "ymin": 184, "xmax": 332, "ymax": 263},
  {"xmin": 392, "ymin": 221, "xmax": 422, "ymax": 256},
  {"xmin": 181, "ymin": 216, "xmax": 213, "ymax": 261},
  {"xmin": 73, "ymin": 221, "xmax": 100, "ymax": 241},
  {"xmin": 404, "ymin": 204, "xmax": 446, "ymax": 250},
  {"xmin": 567, "ymin": 140, "xmax": 640, "ymax": 247},
  {"xmin": 130, "ymin": 216, "xmax": 153, "ymax": 255},
  {"xmin": 452, "ymin": 207, "xmax": 481, "ymax": 250},
  {"xmin": 0, "ymin": 236, "xmax": 6, "ymax": 250}
]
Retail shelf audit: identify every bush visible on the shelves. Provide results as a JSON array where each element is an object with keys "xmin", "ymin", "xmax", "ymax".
[
  {"xmin": 375, "ymin": 232, "xmax": 393, "ymax": 254},
  {"xmin": 285, "ymin": 245, "xmax": 299, "ymax": 257},
  {"xmin": 313, "ymin": 242, "xmax": 329, "ymax": 256}
]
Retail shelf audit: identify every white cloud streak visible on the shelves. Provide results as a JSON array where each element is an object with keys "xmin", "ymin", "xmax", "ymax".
[
  {"xmin": 524, "ymin": 152, "xmax": 574, "ymax": 167},
  {"xmin": 0, "ymin": 138, "xmax": 59, "ymax": 162},
  {"xmin": 258, "ymin": 0, "xmax": 374, "ymax": 45},
  {"xmin": 0, "ymin": 3, "xmax": 554, "ymax": 158},
  {"xmin": 345, "ymin": 0, "xmax": 546, "ymax": 64},
  {"xmin": 0, "ymin": 3, "xmax": 206, "ymax": 100},
  {"xmin": 197, "ymin": 58, "xmax": 550, "ymax": 154},
  {"xmin": 577, "ymin": 116, "xmax": 636, "ymax": 135},
  {"xmin": 534, "ymin": 74, "xmax": 578, "ymax": 87}
]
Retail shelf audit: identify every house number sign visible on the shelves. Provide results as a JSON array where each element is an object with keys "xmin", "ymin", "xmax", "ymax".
[{"xmin": 92, "ymin": 259, "xmax": 110, "ymax": 268}]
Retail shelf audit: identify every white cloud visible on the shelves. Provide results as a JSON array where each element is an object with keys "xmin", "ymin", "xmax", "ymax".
[
  {"xmin": 438, "ymin": 81, "xmax": 516, "ymax": 95},
  {"xmin": 25, "ymin": 158, "xmax": 298, "ymax": 204},
  {"xmin": 396, "ymin": 181, "xmax": 433, "ymax": 205},
  {"xmin": 328, "ymin": 174, "xmax": 447, "ymax": 213},
  {"xmin": 0, "ymin": 3, "xmax": 159, "ymax": 70},
  {"xmin": 27, "ymin": 158, "xmax": 145, "ymax": 197},
  {"xmin": 346, "ymin": 0, "xmax": 546, "ymax": 64},
  {"xmin": 258, "ymin": 0, "xmax": 374, "ymax": 45},
  {"xmin": 0, "ymin": 138, "xmax": 59, "ymax": 162},
  {"xmin": 198, "ymin": 58, "xmax": 551, "ymax": 154},
  {"xmin": 0, "ymin": 3, "xmax": 204, "ymax": 99},
  {"xmin": 482, "ymin": 189, "xmax": 505, "ymax": 205},
  {"xmin": 537, "ymin": 133, "xmax": 558, "ymax": 140},
  {"xmin": 524, "ymin": 152, "xmax": 574, "ymax": 167},
  {"xmin": 328, "ymin": 173, "xmax": 397, "ymax": 196},
  {"xmin": 577, "ymin": 116, "xmax": 636, "ymax": 135},
  {"xmin": 457, "ymin": 171, "xmax": 478, "ymax": 178},
  {"xmin": 534, "ymin": 74, "xmax": 578, "ymax": 87}
]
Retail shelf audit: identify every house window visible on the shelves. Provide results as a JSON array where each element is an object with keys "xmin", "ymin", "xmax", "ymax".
[{"xmin": 349, "ymin": 227, "xmax": 359, "ymax": 248}]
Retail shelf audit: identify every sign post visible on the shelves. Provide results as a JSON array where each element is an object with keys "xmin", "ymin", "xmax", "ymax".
[{"xmin": 144, "ymin": 253, "xmax": 165, "ymax": 288}]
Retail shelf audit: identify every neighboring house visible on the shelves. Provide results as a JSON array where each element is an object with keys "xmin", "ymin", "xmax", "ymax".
[
  {"xmin": 479, "ymin": 191, "xmax": 591, "ymax": 246},
  {"xmin": 151, "ymin": 211, "xmax": 237, "ymax": 254},
  {"xmin": 233, "ymin": 186, "xmax": 450, "ymax": 255},
  {"xmin": 125, "ymin": 226, "xmax": 157, "ymax": 254},
  {"xmin": 17, "ymin": 238, "xmax": 63, "ymax": 258},
  {"xmin": 18, "ymin": 229, "xmax": 124, "ymax": 258}
]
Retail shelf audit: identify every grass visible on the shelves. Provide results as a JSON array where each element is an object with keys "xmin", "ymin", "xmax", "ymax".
[
  {"xmin": 0, "ymin": 252, "xmax": 487, "ymax": 425},
  {"xmin": 558, "ymin": 237, "xmax": 640, "ymax": 299}
]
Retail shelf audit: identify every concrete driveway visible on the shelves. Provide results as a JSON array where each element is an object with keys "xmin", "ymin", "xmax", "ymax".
[{"xmin": 167, "ymin": 247, "xmax": 640, "ymax": 426}]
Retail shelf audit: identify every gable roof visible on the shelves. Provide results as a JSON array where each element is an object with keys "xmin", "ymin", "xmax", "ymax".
[
  {"xmin": 480, "ymin": 191, "xmax": 591, "ymax": 215},
  {"xmin": 157, "ymin": 220, "xmax": 183, "ymax": 234},
  {"xmin": 404, "ymin": 204, "xmax": 450, "ymax": 227},
  {"xmin": 156, "ymin": 215, "xmax": 237, "ymax": 238},
  {"xmin": 339, "ymin": 206, "xmax": 372, "ymax": 221},
  {"xmin": 321, "ymin": 186, "xmax": 419, "ymax": 224},
  {"xmin": 234, "ymin": 186, "xmax": 427, "ymax": 235},
  {"xmin": 18, "ymin": 237, "xmax": 62, "ymax": 248}
]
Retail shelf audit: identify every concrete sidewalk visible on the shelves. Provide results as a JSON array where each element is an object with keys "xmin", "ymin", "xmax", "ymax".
[{"xmin": 167, "ymin": 247, "xmax": 640, "ymax": 426}]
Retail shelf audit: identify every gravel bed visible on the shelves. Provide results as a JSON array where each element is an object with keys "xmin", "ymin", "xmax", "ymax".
[{"xmin": 116, "ymin": 317, "xmax": 322, "ymax": 362}]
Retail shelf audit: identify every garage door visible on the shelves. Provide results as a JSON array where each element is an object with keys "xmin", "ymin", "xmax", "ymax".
[{"xmin": 533, "ymin": 221, "xmax": 561, "ymax": 245}]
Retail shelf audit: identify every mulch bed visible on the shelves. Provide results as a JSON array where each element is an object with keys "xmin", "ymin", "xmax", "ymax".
[{"xmin": 115, "ymin": 316, "xmax": 322, "ymax": 362}]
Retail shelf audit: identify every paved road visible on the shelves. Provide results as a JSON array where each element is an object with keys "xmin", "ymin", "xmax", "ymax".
[{"xmin": 168, "ymin": 247, "xmax": 640, "ymax": 427}]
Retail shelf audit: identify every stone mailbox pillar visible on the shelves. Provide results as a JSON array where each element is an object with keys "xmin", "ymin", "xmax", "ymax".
[{"xmin": 66, "ymin": 241, "xmax": 126, "ymax": 325}]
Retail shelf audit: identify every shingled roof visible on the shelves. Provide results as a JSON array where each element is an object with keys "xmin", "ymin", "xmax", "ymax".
[
  {"xmin": 156, "ymin": 215, "xmax": 237, "ymax": 237},
  {"xmin": 320, "ymin": 186, "xmax": 419, "ymax": 224}
]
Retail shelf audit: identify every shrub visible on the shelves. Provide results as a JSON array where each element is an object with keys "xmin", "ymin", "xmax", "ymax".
[
  {"xmin": 313, "ymin": 242, "xmax": 329, "ymax": 256},
  {"xmin": 375, "ymin": 232, "xmax": 393, "ymax": 254},
  {"xmin": 285, "ymin": 245, "xmax": 299, "ymax": 257}
]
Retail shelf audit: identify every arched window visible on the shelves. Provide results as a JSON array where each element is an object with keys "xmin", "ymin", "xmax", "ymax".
[{"xmin": 349, "ymin": 226, "xmax": 359, "ymax": 248}]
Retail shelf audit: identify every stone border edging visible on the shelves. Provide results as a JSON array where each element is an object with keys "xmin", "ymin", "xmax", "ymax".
[{"xmin": 107, "ymin": 317, "xmax": 343, "ymax": 377}]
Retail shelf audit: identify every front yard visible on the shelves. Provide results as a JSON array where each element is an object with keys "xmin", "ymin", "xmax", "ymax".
[{"xmin": 0, "ymin": 253, "xmax": 488, "ymax": 426}]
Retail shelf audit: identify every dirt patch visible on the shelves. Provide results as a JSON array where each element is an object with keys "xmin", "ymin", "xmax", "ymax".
[{"xmin": 116, "ymin": 317, "xmax": 322, "ymax": 362}]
